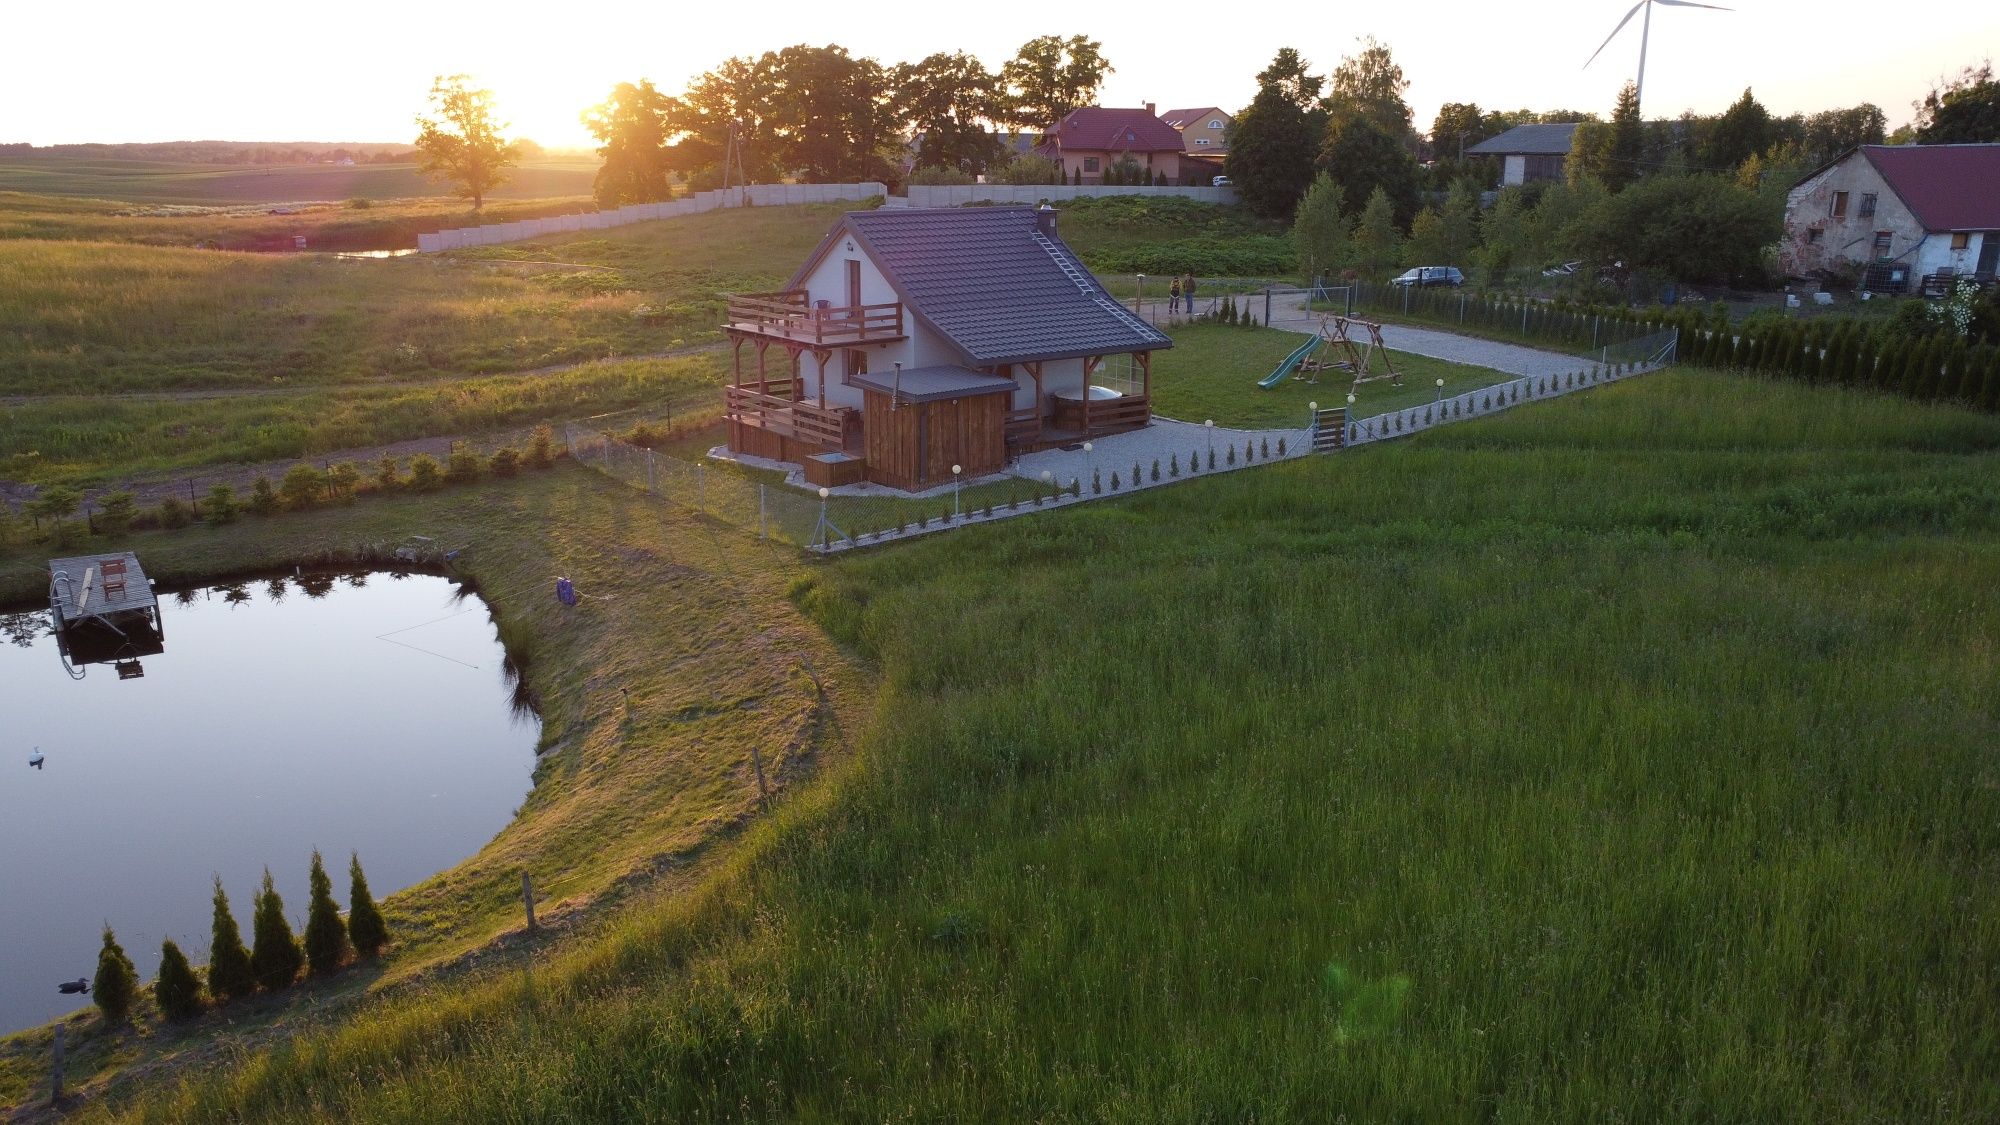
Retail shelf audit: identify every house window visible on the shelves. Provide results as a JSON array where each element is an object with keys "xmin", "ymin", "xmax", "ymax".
[
  {"xmin": 1194, "ymin": 138, "xmax": 1210, "ymax": 146},
  {"xmin": 1830, "ymin": 191, "xmax": 1849, "ymax": 218},
  {"xmin": 1951, "ymin": 232, "xmax": 1971, "ymax": 250},
  {"xmin": 1806, "ymin": 228, "xmax": 1823, "ymax": 245},
  {"xmin": 841, "ymin": 349, "xmax": 866, "ymax": 386},
  {"xmin": 1208, "ymin": 119, "xmax": 1223, "ymax": 128},
  {"xmin": 1858, "ymin": 193, "xmax": 1877, "ymax": 218},
  {"xmin": 1873, "ymin": 231, "xmax": 1894, "ymax": 259},
  {"xmin": 1083, "ymin": 156, "xmax": 1100, "ymax": 173}
]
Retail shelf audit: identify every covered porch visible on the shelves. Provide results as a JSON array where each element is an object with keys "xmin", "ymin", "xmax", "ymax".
[{"xmin": 999, "ymin": 350, "xmax": 1155, "ymax": 452}]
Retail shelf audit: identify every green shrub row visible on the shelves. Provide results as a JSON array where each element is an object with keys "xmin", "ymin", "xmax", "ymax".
[{"xmin": 94, "ymin": 852, "xmax": 388, "ymax": 1026}]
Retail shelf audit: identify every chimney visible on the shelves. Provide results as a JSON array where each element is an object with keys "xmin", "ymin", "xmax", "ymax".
[
  {"xmin": 1035, "ymin": 203, "xmax": 1058, "ymax": 238},
  {"xmin": 1144, "ymin": 102, "xmax": 1156, "ymax": 117}
]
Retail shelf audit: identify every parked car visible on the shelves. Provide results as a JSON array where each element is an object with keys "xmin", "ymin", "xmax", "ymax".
[
  {"xmin": 1392, "ymin": 266, "xmax": 1464, "ymax": 288},
  {"xmin": 1211, "ymin": 175, "xmax": 1233, "ymax": 187},
  {"xmin": 1542, "ymin": 260, "xmax": 1583, "ymax": 278}
]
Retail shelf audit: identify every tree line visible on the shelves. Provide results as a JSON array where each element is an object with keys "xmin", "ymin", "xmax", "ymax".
[
  {"xmin": 1227, "ymin": 41, "xmax": 1998, "ymax": 288},
  {"xmin": 413, "ymin": 36, "xmax": 1116, "ymax": 209},
  {"xmin": 91, "ymin": 852, "xmax": 389, "ymax": 1025}
]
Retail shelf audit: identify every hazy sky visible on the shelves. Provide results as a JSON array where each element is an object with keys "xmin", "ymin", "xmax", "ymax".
[{"xmin": 7, "ymin": 0, "xmax": 1994, "ymax": 148}]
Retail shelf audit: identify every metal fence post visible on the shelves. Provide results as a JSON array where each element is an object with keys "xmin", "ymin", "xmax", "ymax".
[
  {"xmin": 758, "ymin": 484, "xmax": 768, "ymax": 539},
  {"xmin": 647, "ymin": 449, "xmax": 655, "ymax": 494},
  {"xmin": 1264, "ymin": 289, "xmax": 1272, "ymax": 325}
]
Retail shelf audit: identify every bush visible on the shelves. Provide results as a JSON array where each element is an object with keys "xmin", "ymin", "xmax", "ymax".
[
  {"xmin": 207, "ymin": 877, "xmax": 256, "ymax": 1002},
  {"xmin": 908, "ymin": 164, "xmax": 975, "ymax": 186},
  {"xmin": 97, "ymin": 491, "xmax": 137, "ymax": 536},
  {"xmin": 528, "ymin": 425, "xmax": 555, "ymax": 469},
  {"xmin": 1150, "ymin": 460, "xmax": 1161, "ymax": 482},
  {"xmin": 159, "ymin": 497, "xmax": 192, "ymax": 529},
  {"xmin": 489, "ymin": 447, "xmax": 521, "ymax": 477},
  {"xmin": 303, "ymin": 850, "xmax": 350, "ymax": 976},
  {"xmin": 205, "ymin": 485, "xmax": 238, "ymax": 526},
  {"xmin": 249, "ymin": 868, "xmax": 303, "ymax": 992},
  {"xmin": 279, "ymin": 464, "xmax": 326, "ymax": 511},
  {"xmin": 992, "ymin": 153, "xmax": 1065, "ymax": 185},
  {"xmin": 154, "ymin": 938, "xmax": 204, "ymax": 1021},
  {"xmin": 375, "ymin": 454, "xmax": 401, "ymax": 491},
  {"xmin": 249, "ymin": 477, "xmax": 280, "ymax": 516},
  {"xmin": 407, "ymin": 454, "xmax": 444, "ymax": 492},
  {"xmin": 445, "ymin": 448, "xmax": 483, "ymax": 484},
  {"xmin": 93, "ymin": 926, "xmax": 138, "ymax": 1024},
  {"xmin": 328, "ymin": 462, "xmax": 361, "ymax": 502}
]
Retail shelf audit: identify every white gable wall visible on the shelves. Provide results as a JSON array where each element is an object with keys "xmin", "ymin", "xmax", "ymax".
[{"xmin": 790, "ymin": 230, "xmax": 1104, "ymax": 414}]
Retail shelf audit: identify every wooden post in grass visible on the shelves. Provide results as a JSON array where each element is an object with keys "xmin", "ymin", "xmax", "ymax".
[
  {"xmin": 521, "ymin": 872, "xmax": 537, "ymax": 932},
  {"xmin": 750, "ymin": 745, "xmax": 771, "ymax": 808},
  {"xmin": 49, "ymin": 1025, "xmax": 64, "ymax": 1107}
]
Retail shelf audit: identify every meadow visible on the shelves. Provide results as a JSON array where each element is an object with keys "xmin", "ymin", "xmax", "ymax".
[
  {"xmin": 66, "ymin": 370, "xmax": 2000, "ymax": 1122},
  {"xmin": 0, "ymin": 157, "xmax": 599, "ymax": 207}
]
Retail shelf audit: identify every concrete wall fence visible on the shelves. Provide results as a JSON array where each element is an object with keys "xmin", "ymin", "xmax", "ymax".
[
  {"xmin": 416, "ymin": 183, "xmax": 889, "ymax": 253},
  {"xmin": 902, "ymin": 184, "xmax": 1238, "ymax": 208}
]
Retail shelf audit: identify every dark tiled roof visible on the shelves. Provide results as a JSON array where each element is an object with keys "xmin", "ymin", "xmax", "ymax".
[
  {"xmin": 1861, "ymin": 144, "xmax": 2000, "ymax": 231},
  {"xmin": 793, "ymin": 206, "xmax": 1171, "ymax": 366},
  {"xmin": 850, "ymin": 364, "xmax": 1019, "ymax": 402},
  {"xmin": 1160, "ymin": 107, "xmax": 1225, "ymax": 128},
  {"xmin": 1050, "ymin": 107, "xmax": 1186, "ymax": 153},
  {"xmin": 1466, "ymin": 122, "xmax": 1581, "ymax": 156}
]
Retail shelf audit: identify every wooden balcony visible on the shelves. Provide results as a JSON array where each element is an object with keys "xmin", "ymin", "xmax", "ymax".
[
  {"xmin": 725, "ymin": 289, "xmax": 906, "ymax": 348},
  {"xmin": 725, "ymin": 383, "xmax": 852, "ymax": 451}
]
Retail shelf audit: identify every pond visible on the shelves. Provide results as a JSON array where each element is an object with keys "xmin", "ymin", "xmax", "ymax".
[{"xmin": 0, "ymin": 572, "xmax": 538, "ymax": 1035}]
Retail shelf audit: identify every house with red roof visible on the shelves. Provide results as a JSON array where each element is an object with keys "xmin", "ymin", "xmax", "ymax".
[
  {"xmin": 1160, "ymin": 107, "xmax": 1232, "ymax": 155},
  {"xmin": 1037, "ymin": 105, "xmax": 1187, "ymax": 184},
  {"xmin": 1779, "ymin": 143, "xmax": 2000, "ymax": 288}
]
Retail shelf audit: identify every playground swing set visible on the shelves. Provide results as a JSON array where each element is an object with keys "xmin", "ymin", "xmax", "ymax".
[{"xmin": 1256, "ymin": 315, "xmax": 1400, "ymax": 390}]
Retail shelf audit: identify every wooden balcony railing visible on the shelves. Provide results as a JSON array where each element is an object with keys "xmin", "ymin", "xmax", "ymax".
[
  {"xmin": 726, "ymin": 384, "xmax": 851, "ymax": 450},
  {"xmin": 726, "ymin": 289, "xmax": 905, "ymax": 346}
]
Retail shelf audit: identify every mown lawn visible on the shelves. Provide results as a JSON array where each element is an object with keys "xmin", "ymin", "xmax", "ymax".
[
  {"xmin": 91, "ymin": 371, "xmax": 2000, "ymax": 1123},
  {"xmin": 1151, "ymin": 321, "xmax": 1517, "ymax": 429}
]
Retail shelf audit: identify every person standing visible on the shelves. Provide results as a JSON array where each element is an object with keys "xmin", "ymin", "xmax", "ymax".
[
  {"xmin": 1182, "ymin": 272, "xmax": 1197, "ymax": 318},
  {"xmin": 1168, "ymin": 276, "xmax": 1182, "ymax": 317}
]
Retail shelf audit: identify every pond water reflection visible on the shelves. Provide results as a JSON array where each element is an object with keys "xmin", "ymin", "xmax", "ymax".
[{"xmin": 0, "ymin": 572, "xmax": 538, "ymax": 1034}]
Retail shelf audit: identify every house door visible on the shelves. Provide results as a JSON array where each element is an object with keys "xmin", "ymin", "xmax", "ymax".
[
  {"xmin": 1978, "ymin": 233, "xmax": 2000, "ymax": 277},
  {"xmin": 845, "ymin": 260, "xmax": 862, "ymax": 309}
]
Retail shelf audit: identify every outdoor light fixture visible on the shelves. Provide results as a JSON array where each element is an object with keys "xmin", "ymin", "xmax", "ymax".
[
  {"xmin": 952, "ymin": 464, "xmax": 963, "ymax": 518},
  {"xmin": 818, "ymin": 487, "xmax": 830, "ymax": 499}
]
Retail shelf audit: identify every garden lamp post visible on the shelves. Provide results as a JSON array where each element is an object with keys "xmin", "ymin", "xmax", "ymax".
[
  {"xmin": 1040, "ymin": 469, "xmax": 1054, "ymax": 502},
  {"xmin": 1435, "ymin": 377, "xmax": 1446, "ymax": 405},
  {"xmin": 1204, "ymin": 418, "xmax": 1214, "ymax": 460},
  {"xmin": 952, "ymin": 464, "xmax": 962, "ymax": 519},
  {"xmin": 1136, "ymin": 274, "xmax": 1146, "ymax": 320},
  {"xmin": 1082, "ymin": 442, "xmax": 1094, "ymax": 486},
  {"xmin": 1346, "ymin": 393, "xmax": 1357, "ymax": 444}
]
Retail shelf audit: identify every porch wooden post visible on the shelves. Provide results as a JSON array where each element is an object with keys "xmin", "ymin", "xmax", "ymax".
[
  {"xmin": 755, "ymin": 339, "xmax": 767, "ymax": 390},
  {"xmin": 1082, "ymin": 355, "xmax": 1102, "ymax": 435},
  {"xmin": 1139, "ymin": 351, "xmax": 1152, "ymax": 399},
  {"xmin": 732, "ymin": 338, "xmax": 743, "ymax": 384},
  {"xmin": 817, "ymin": 353, "xmax": 829, "ymax": 410},
  {"xmin": 1026, "ymin": 361, "xmax": 1045, "ymax": 438}
]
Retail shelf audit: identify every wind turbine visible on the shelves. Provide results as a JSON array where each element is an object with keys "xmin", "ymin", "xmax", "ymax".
[{"xmin": 1583, "ymin": 0, "xmax": 1732, "ymax": 115}]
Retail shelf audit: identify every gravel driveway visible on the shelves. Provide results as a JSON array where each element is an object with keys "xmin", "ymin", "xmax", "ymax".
[{"xmin": 1266, "ymin": 293, "xmax": 1582, "ymax": 381}]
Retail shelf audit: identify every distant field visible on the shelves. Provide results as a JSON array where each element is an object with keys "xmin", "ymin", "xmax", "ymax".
[{"xmin": 0, "ymin": 156, "xmax": 599, "ymax": 205}]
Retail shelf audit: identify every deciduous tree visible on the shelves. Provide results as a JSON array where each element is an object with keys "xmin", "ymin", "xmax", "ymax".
[
  {"xmin": 1227, "ymin": 85, "xmax": 1318, "ymax": 218},
  {"xmin": 1001, "ymin": 35, "xmax": 1112, "ymax": 131},
  {"xmin": 1324, "ymin": 37, "xmax": 1413, "ymax": 142},
  {"xmin": 413, "ymin": 76, "xmax": 522, "ymax": 211},
  {"xmin": 895, "ymin": 53, "xmax": 1008, "ymax": 176},
  {"xmin": 1352, "ymin": 187, "xmax": 1402, "ymax": 276},
  {"xmin": 1915, "ymin": 61, "xmax": 2000, "ymax": 144},
  {"xmin": 1320, "ymin": 118, "xmax": 1421, "ymax": 227},
  {"xmin": 583, "ymin": 80, "xmax": 680, "ymax": 206},
  {"xmin": 1290, "ymin": 173, "xmax": 1353, "ymax": 279}
]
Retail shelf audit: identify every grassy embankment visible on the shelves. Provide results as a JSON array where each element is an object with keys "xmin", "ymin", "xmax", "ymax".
[
  {"xmin": 80, "ymin": 371, "xmax": 2000, "ymax": 1122},
  {"xmin": 0, "ymin": 464, "xmax": 866, "ymax": 1111}
]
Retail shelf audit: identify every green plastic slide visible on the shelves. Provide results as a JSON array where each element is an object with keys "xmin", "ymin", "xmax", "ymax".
[{"xmin": 1257, "ymin": 336, "xmax": 1320, "ymax": 389}]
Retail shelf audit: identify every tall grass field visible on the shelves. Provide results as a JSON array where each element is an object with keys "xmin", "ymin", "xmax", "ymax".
[{"xmin": 99, "ymin": 371, "xmax": 2000, "ymax": 1122}]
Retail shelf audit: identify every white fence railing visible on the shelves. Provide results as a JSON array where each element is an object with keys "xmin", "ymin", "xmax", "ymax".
[
  {"xmin": 1340, "ymin": 329, "xmax": 1679, "ymax": 448},
  {"xmin": 417, "ymin": 182, "xmax": 888, "ymax": 252},
  {"xmin": 903, "ymin": 184, "xmax": 1238, "ymax": 208}
]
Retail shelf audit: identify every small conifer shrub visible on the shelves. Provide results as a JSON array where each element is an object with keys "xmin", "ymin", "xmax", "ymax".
[
  {"xmin": 155, "ymin": 939, "xmax": 204, "ymax": 1021},
  {"xmin": 250, "ymin": 868, "xmax": 304, "ymax": 992},
  {"xmin": 207, "ymin": 877, "xmax": 255, "ymax": 1001},
  {"xmin": 93, "ymin": 926, "xmax": 139, "ymax": 1023},
  {"xmin": 303, "ymin": 850, "xmax": 351, "ymax": 977}
]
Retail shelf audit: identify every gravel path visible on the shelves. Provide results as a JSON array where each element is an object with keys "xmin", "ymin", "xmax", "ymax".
[
  {"xmin": 1266, "ymin": 293, "xmax": 1582, "ymax": 381},
  {"xmin": 1010, "ymin": 416, "xmax": 1308, "ymax": 490}
]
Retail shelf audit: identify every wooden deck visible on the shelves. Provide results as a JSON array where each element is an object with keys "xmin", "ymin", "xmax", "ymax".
[
  {"xmin": 48, "ymin": 552, "xmax": 158, "ymax": 626},
  {"xmin": 724, "ymin": 290, "xmax": 906, "ymax": 348}
]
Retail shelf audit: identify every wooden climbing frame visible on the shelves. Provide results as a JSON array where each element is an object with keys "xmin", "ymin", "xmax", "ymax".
[{"xmin": 1298, "ymin": 315, "xmax": 1400, "ymax": 387}]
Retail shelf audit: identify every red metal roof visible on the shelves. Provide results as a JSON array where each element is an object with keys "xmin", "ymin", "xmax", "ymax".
[
  {"xmin": 1861, "ymin": 144, "xmax": 2000, "ymax": 231},
  {"xmin": 1049, "ymin": 107, "xmax": 1186, "ymax": 153}
]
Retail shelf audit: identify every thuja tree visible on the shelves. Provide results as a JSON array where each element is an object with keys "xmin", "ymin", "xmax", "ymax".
[
  {"xmin": 93, "ymin": 926, "xmax": 138, "ymax": 1023},
  {"xmin": 348, "ymin": 853, "xmax": 389, "ymax": 958},
  {"xmin": 303, "ymin": 850, "xmax": 351, "ymax": 976},
  {"xmin": 155, "ymin": 938, "xmax": 204, "ymax": 1021},
  {"xmin": 249, "ymin": 868, "xmax": 304, "ymax": 991},
  {"xmin": 207, "ymin": 877, "xmax": 255, "ymax": 1001}
]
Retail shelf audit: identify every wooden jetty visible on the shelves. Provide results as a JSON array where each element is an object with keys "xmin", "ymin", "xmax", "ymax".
[
  {"xmin": 48, "ymin": 552, "xmax": 159, "ymax": 627},
  {"xmin": 46, "ymin": 553, "xmax": 167, "ymax": 677}
]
